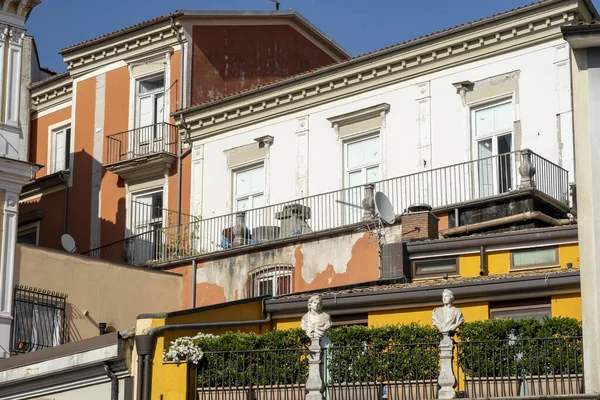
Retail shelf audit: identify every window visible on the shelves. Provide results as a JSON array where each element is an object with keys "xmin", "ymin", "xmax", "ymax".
[
  {"xmin": 17, "ymin": 223, "xmax": 38, "ymax": 245},
  {"xmin": 136, "ymin": 75, "xmax": 165, "ymax": 135},
  {"xmin": 413, "ymin": 257, "xmax": 458, "ymax": 278},
  {"xmin": 50, "ymin": 125, "xmax": 71, "ymax": 173},
  {"xmin": 11, "ymin": 285, "xmax": 67, "ymax": 353},
  {"xmin": 490, "ymin": 298, "xmax": 551, "ymax": 321},
  {"xmin": 132, "ymin": 190, "xmax": 163, "ymax": 235},
  {"xmin": 234, "ymin": 165, "xmax": 265, "ymax": 212},
  {"xmin": 473, "ymin": 101, "xmax": 513, "ymax": 197},
  {"xmin": 249, "ymin": 265, "xmax": 293, "ymax": 297},
  {"xmin": 511, "ymin": 247, "xmax": 558, "ymax": 270},
  {"xmin": 344, "ymin": 135, "xmax": 380, "ymax": 188}
]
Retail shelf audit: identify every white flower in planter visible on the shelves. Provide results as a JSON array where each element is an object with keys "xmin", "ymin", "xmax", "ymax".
[{"xmin": 163, "ymin": 332, "xmax": 215, "ymax": 364}]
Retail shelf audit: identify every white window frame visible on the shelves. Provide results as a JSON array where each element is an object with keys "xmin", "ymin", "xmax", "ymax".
[
  {"xmin": 130, "ymin": 188, "xmax": 165, "ymax": 236},
  {"xmin": 233, "ymin": 163, "xmax": 266, "ymax": 213},
  {"xmin": 17, "ymin": 222, "xmax": 40, "ymax": 246},
  {"xmin": 46, "ymin": 119, "xmax": 73, "ymax": 176},
  {"xmin": 252, "ymin": 267, "xmax": 293, "ymax": 297},
  {"xmin": 135, "ymin": 73, "xmax": 166, "ymax": 130},
  {"xmin": 470, "ymin": 98, "xmax": 515, "ymax": 196},
  {"xmin": 343, "ymin": 132, "xmax": 381, "ymax": 189}
]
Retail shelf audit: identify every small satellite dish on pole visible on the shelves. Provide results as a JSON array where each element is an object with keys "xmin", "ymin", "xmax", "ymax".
[
  {"xmin": 61, "ymin": 234, "xmax": 77, "ymax": 253},
  {"xmin": 375, "ymin": 192, "xmax": 396, "ymax": 225}
]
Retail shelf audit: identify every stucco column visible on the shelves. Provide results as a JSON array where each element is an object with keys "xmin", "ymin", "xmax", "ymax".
[{"xmin": 0, "ymin": 189, "xmax": 19, "ymax": 358}]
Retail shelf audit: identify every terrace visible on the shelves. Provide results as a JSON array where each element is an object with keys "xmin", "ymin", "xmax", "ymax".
[{"xmin": 84, "ymin": 149, "xmax": 570, "ymax": 266}]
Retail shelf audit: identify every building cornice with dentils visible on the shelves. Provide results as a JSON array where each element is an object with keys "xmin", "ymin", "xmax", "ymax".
[
  {"xmin": 173, "ymin": 0, "xmax": 590, "ymax": 141},
  {"xmin": 29, "ymin": 72, "xmax": 72, "ymax": 115}
]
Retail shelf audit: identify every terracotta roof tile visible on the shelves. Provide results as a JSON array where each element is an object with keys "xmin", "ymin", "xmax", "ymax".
[
  {"xmin": 276, "ymin": 268, "xmax": 578, "ymax": 300},
  {"xmin": 175, "ymin": 0, "xmax": 558, "ymax": 113},
  {"xmin": 60, "ymin": 9, "xmax": 183, "ymax": 54}
]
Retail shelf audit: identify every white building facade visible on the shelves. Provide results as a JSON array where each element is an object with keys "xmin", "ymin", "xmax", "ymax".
[
  {"xmin": 178, "ymin": 0, "xmax": 591, "ymax": 224},
  {"xmin": 0, "ymin": 0, "xmax": 43, "ymax": 358}
]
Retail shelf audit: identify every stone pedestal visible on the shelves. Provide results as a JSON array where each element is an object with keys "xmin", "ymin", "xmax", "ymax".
[
  {"xmin": 437, "ymin": 333, "xmax": 457, "ymax": 399},
  {"xmin": 305, "ymin": 337, "xmax": 324, "ymax": 400},
  {"xmin": 362, "ymin": 183, "xmax": 375, "ymax": 221}
]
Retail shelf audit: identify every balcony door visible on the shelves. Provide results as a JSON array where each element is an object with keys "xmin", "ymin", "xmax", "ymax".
[
  {"xmin": 129, "ymin": 190, "xmax": 163, "ymax": 265},
  {"xmin": 472, "ymin": 101, "xmax": 514, "ymax": 198},
  {"xmin": 134, "ymin": 75, "xmax": 166, "ymax": 157},
  {"xmin": 344, "ymin": 135, "xmax": 380, "ymax": 224}
]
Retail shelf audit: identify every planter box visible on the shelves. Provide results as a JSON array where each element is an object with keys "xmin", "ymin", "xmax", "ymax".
[
  {"xmin": 463, "ymin": 374, "xmax": 584, "ymax": 397},
  {"xmin": 197, "ymin": 384, "xmax": 305, "ymax": 400}
]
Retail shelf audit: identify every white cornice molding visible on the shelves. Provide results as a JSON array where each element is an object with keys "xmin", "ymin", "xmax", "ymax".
[
  {"xmin": 30, "ymin": 75, "xmax": 73, "ymax": 113},
  {"xmin": 327, "ymin": 103, "xmax": 390, "ymax": 126},
  {"xmin": 179, "ymin": 2, "xmax": 582, "ymax": 140},
  {"xmin": 62, "ymin": 21, "xmax": 184, "ymax": 78}
]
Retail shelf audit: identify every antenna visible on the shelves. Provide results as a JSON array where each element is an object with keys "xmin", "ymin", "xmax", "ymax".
[
  {"xmin": 268, "ymin": 0, "xmax": 280, "ymax": 10},
  {"xmin": 375, "ymin": 192, "xmax": 396, "ymax": 225},
  {"xmin": 61, "ymin": 234, "xmax": 77, "ymax": 253}
]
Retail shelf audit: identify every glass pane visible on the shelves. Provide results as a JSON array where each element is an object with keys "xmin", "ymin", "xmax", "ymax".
[
  {"xmin": 346, "ymin": 140, "xmax": 365, "ymax": 169},
  {"xmin": 366, "ymin": 166, "xmax": 379, "ymax": 183},
  {"xmin": 477, "ymin": 139, "xmax": 493, "ymax": 197},
  {"xmin": 138, "ymin": 96, "xmax": 153, "ymax": 128},
  {"xmin": 276, "ymin": 275, "xmax": 291, "ymax": 295},
  {"xmin": 259, "ymin": 279, "xmax": 273, "ymax": 296},
  {"xmin": 154, "ymin": 93, "xmax": 165, "ymax": 128},
  {"xmin": 513, "ymin": 248, "xmax": 557, "ymax": 267},
  {"xmin": 252, "ymin": 194, "xmax": 265, "ymax": 208},
  {"xmin": 235, "ymin": 166, "xmax": 264, "ymax": 196},
  {"xmin": 348, "ymin": 170, "xmax": 363, "ymax": 187},
  {"xmin": 474, "ymin": 107, "xmax": 495, "ymax": 136},
  {"xmin": 416, "ymin": 259, "xmax": 456, "ymax": 274},
  {"xmin": 364, "ymin": 136, "xmax": 380, "ymax": 164},
  {"xmin": 497, "ymin": 134, "xmax": 512, "ymax": 154},
  {"xmin": 53, "ymin": 130, "xmax": 66, "ymax": 172},
  {"xmin": 139, "ymin": 76, "xmax": 164, "ymax": 94},
  {"xmin": 17, "ymin": 230, "xmax": 37, "ymax": 245},
  {"xmin": 236, "ymin": 198, "xmax": 249, "ymax": 212},
  {"xmin": 494, "ymin": 102, "xmax": 512, "ymax": 133}
]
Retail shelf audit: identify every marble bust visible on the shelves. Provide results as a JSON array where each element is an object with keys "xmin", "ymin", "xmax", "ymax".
[
  {"xmin": 432, "ymin": 289, "xmax": 464, "ymax": 335},
  {"xmin": 301, "ymin": 295, "xmax": 332, "ymax": 339}
]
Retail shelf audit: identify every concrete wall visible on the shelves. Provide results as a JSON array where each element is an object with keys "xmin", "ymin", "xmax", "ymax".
[
  {"xmin": 13, "ymin": 244, "xmax": 183, "ymax": 341},
  {"xmin": 193, "ymin": 38, "xmax": 575, "ymax": 219}
]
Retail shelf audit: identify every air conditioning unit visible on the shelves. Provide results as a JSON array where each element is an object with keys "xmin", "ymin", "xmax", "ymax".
[{"xmin": 380, "ymin": 242, "xmax": 411, "ymax": 281}]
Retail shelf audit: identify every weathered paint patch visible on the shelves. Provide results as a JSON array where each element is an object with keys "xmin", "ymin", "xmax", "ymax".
[
  {"xmin": 298, "ymin": 233, "xmax": 356, "ymax": 284},
  {"xmin": 196, "ymin": 283, "xmax": 226, "ymax": 307}
]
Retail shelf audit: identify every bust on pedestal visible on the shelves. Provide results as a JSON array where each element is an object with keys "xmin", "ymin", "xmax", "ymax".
[
  {"xmin": 301, "ymin": 295, "xmax": 331, "ymax": 400},
  {"xmin": 432, "ymin": 289, "xmax": 464, "ymax": 400}
]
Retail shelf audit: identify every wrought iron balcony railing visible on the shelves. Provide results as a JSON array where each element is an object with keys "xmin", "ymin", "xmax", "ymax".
[
  {"xmin": 105, "ymin": 122, "xmax": 178, "ymax": 165},
  {"xmin": 84, "ymin": 149, "xmax": 570, "ymax": 266}
]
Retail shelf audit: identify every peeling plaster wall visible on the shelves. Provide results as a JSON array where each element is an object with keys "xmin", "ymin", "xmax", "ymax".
[{"xmin": 192, "ymin": 230, "xmax": 379, "ymax": 307}]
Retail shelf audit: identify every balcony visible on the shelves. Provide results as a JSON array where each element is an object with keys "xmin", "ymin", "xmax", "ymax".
[
  {"xmin": 84, "ymin": 149, "xmax": 570, "ymax": 266},
  {"xmin": 105, "ymin": 122, "xmax": 178, "ymax": 180}
]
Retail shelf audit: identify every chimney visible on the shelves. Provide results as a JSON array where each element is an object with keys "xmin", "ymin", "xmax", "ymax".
[{"xmin": 401, "ymin": 204, "xmax": 438, "ymax": 240}]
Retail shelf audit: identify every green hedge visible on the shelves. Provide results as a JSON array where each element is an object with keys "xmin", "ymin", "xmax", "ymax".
[
  {"xmin": 456, "ymin": 317, "xmax": 583, "ymax": 377},
  {"xmin": 178, "ymin": 317, "xmax": 582, "ymax": 386}
]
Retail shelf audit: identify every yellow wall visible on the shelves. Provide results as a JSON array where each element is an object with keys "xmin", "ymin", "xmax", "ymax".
[
  {"xmin": 275, "ymin": 318, "xmax": 302, "ymax": 330},
  {"xmin": 552, "ymin": 293, "xmax": 582, "ymax": 320},
  {"xmin": 457, "ymin": 243, "xmax": 579, "ymax": 277},
  {"xmin": 369, "ymin": 302, "xmax": 489, "ymax": 327}
]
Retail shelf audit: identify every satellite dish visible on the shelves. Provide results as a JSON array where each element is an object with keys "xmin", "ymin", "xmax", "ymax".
[
  {"xmin": 61, "ymin": 234, "xmax": 77, "ymax": 253},
  {"xmin": 374, "ymin": 192, "xmax": 396, "ymax": 225}
]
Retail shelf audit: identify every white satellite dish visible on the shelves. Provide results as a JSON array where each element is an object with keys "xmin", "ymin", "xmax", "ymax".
[
  {"xmin": 61, "ymin": 234, "xmax": 77, "ymax": 253},
  {"xmin": 375, "ymin": 192, "xmax": 396, "ymax": 225}
]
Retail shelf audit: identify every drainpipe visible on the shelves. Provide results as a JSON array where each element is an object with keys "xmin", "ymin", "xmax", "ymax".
[
  {"xmin": 191, "ymin": 259, "xmax": 197, "ymax": 308},
  {"xmin": 58, "ymin": 172, "xmax": 69, "ymax": 235},
  {"xmin": 479, "ymin": 245, "xmax": 486, "ymax": 276},
  {"xmin": 104, "ymin": 363, "xmax": 119, "ymax": 400},
  {"xmin": 135, "ymin": 310, "xmax": 272, "ymax": 400}
]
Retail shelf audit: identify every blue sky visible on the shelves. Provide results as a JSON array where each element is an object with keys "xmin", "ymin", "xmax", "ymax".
[{"xmin": 26, "ymin": 0, "xmax": 597, "ymax": 72}]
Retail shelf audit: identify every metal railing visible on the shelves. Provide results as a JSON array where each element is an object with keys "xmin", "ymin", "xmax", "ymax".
[
  {"xmin": 11, "ymin": 285, "xmax": 68, "ymax": 354},
  {"xmin": 85, "ymin": 149, "xmax": 569, "ymax": 266},
  {"xmin": 325, "ymin": 343, "xmax": 439, "ymax": 400},
  {"xmin": 456, "ymin": 336, "xmax": 583, "ymax": 397},
  {"xmin": 195, "ymin": 348, "xmax": 309, "ymax": 400},
  {"xmin": 105, "ymin": 122, "xmax": 178, "ymax": 164}
]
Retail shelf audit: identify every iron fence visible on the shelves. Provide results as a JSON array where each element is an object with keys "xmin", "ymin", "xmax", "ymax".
[
  {"xmin": 11, "ymin": 285, "xmax": 68, "ymax": 354},
  {"xmin": 195, "ymin": 348, "xmax": 309, "ymax": 400},
  {"xmin": 456, "ymin": 336, "xmax": 583, "ymax": 397},
  {"xmin": 85, "ymin": 149, "xmax": 569, "ymax": 266},
  {"xmin": 325, "ymin": 343, "xmax": 439, "ymax": 400},
  {"xmin": 105, "ymin": 122, "xmax": 178, "ymax": 164}
]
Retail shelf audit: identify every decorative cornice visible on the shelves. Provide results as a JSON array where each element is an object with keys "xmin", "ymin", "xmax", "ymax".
[
  {"xmin": 179, "ymin": 2, "xmax": 582, "ymax": 140},
  {"xmin": 30, "ymin": 74, "xmax": 73, "ymax": 113},
  {"xmin": 62, "ymin": 21, "xmax": 183, "ymax": 78},
  {"xmin": 327, "ymin": 103, "xmax": 390, "ymax": 126}
]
